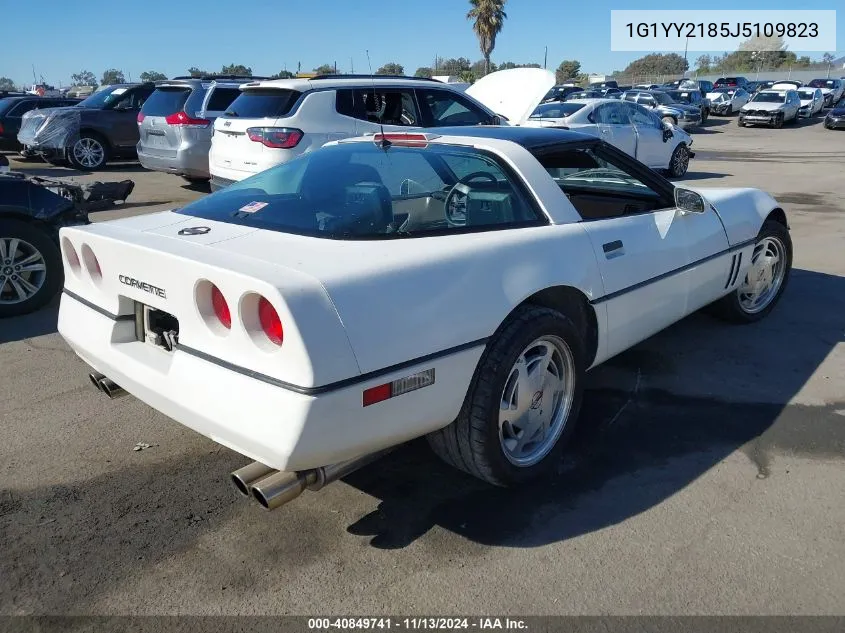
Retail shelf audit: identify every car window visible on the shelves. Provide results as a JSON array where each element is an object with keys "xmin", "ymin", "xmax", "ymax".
[
  {"xmin": 622, "ymin": 102, "xmax": 660, "ymax": 127},
  {"xmin": 175, "ymin": 142, "xmax": 542, "ymax": 238},
  {"xmin": 529, "ymin": 102, "xmax": 585, "ymax": 118},
  {"xmin": 335, "ymin": 88, "xmax": 418, "ymax": 126},
  {"xmin": 350, "ymin": 150, "xmax": 445, "ymax": 195},
  {"xmin": 114, "ymin": 88, "xmax": 150, "ymax": 110},
  {"xmin": 7, "ymin": 101, "xmax": 42, "ymax": 117},
  {"xmin": 637, "ymin": 94, "xmax": 655, "ymax": 105},
  {"xmin": 592, "ymin": 102, "xmax": 627, "ymax": 124},
  {"xmin": 141, "ymin": 87, "xmax": 192, "ymax": 116},
  {"xmin": 205, "ymin": 87, "xmax": 241, "ymax": 112},
  {"xmin": 223, "ymin": 88, "xmax": 301, "ymax": 118},
  {"xmin": 535, "ymin": 147, "xmax": 670, "ymax": 220},
  {"xmin": 417, "ymin": 89, "xmax": 489, "ymax": 126}
]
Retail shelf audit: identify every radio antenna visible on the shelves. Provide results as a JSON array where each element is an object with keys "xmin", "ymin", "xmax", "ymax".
[{"xmin": 366, "ymin": 49, "xmax": 389, "ymax": 149}]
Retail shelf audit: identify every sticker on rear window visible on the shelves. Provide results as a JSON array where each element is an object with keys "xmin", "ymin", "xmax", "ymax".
[
  {"xmin": 111, "ymin": 88, "xmax": 128, "ymax": 95},
  {"xmin": 239, "ymin": 201, "xmax": 268, "ymax": 214}
]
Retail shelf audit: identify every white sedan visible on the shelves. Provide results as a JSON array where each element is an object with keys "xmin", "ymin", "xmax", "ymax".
[
  {"xmin": 797, "ymin": 88, "xmax": 825, "ymax": 117},
  {"xmin": 526, "ymin": 99, "xmax": 694, "ymax": 177},
  {"xmin": 57, "ymin": 128, "xmax": 792, "ymax": 511},
  {"xmin": 706, "ymin": 87, "xmax": 752, "ymax": 115}
]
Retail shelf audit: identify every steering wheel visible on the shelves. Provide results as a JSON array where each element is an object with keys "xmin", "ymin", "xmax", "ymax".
[{"xmin": 445, "ymin": 171, "xmax": 499, "ymax": 226}]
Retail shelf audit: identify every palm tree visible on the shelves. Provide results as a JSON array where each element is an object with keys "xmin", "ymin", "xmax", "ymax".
[{"xmin": 467, "ymin": 0, "xmax": 507, "ymax": 76}]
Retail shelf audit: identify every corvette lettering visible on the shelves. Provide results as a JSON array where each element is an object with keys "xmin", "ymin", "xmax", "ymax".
[{"xmin": 119, "ymin": 275, "xmax": 167, "ymax": 299}]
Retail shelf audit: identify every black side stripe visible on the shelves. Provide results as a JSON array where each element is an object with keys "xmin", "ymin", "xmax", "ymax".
[
  {"xmin": 175, "ymin": 339, "xmax": 488, "ymax": 396},
  {"xmin": 62, "ymin": 289, "xmax": 135, "ymax": 321},
  {"xmin": 591, "ymin": 238, "xmax": 756, "ymax": 306},
  {"xmin": 725, "ymin": 254, "xmax": 738, "ymax": 289},
  {"xmin": 63, "ymin": 289, "xmax": 488, "ymax": 396},
  {"xmin": 730, "ymin": 252, "xmax": 744, "ymax": 287}
]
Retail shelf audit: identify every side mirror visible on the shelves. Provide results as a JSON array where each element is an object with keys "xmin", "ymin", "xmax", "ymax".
[{"xmin": 675, "ymin": 187, "xmax": 705, "ymax": 213}]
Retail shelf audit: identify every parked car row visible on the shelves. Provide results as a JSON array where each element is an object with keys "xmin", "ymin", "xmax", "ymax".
[{"xmin": 5, "ymin": 71, "xmax": 843, "ymax": 185}]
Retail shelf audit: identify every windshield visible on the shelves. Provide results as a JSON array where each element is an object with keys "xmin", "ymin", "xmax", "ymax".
[
  {"xmin": 807, "ymin": 79, "xmax": 833, "ymax": 88},
  {"xmin": 664, "ymin": 90, "xmax": 693, "ymax": 103},
  {"xmin": 175, "ymin": 142, "xmax": 542, "ymax": 239},
  {"xmin": 652, "ymin": 92, "xmax": 675, "ymax": 105},
  {"xmin": 752, "ymin": 92, "xmax": 786, "ymax": 103},
  {"xmin": 530, "ymin": 102, "xmax": 586, "ymax": 118},
  {"xmin": 76, "ymin": 86, "xmax": 131, "ymax": 109},
  {"xmin": 797, "ymin": 90, "xmax": 816, "ymax": 99}
]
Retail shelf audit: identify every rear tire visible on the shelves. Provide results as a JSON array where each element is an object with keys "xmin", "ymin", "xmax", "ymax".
[
  {"xmin": 0, "ymin": 218, "xmax": 62, "ymax": 318},
  {"xmin": 709, "ymin": 220, "xmax": 792, "ymax": 324},
  {"xmin": 427, "ymin": 305, "xmax": 586, "ymax": 486}
]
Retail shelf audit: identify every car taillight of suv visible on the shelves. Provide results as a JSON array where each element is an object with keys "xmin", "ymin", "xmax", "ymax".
[{"xmin": 165, "ymin": 111, "xmax": 211, "ymax": 128}]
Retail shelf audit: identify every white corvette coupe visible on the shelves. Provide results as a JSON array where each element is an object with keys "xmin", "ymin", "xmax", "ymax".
[
  {"xmin": 525, "ymin": 98, "xmax": 694, "ymax": 177},
  {"xmin": 58, "ymin": 127, "xmax": 792, "ymax": 510}
]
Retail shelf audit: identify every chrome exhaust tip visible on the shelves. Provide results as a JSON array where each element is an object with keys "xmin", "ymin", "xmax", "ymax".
[
  {"xmin": 89, "ymin": 372, "xmax": 105, "ymax": 392},
  {"xmin": 98, "ymin": 377, "xmax": 127, "ymax": 399},
  {"xmin": 250, "ymin": 471, "xmax": 312, "ymax": 511},
  {"xmin": 246, "ymin": 450, "xmax": 391, "ymax": 511},
  {"xmin": 230, "ymin": 462, "xmax": 277, "ymax": 497}
]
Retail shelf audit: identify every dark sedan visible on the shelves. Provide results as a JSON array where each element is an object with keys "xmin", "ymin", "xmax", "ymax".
[
  {"xmin": 824, "ymin": 103, "xmax": 845, "ymax": 129},
  {"xmin": 0, "ymin": 96, "xmax": 81, "ymax": 151}
]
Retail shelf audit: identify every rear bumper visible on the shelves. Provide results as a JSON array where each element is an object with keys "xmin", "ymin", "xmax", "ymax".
[
  {"xmin": 210, "ymin": 175, "xmax": 236, "ymax": 192},
  {"xmin": 137, "ymin": 144, "xmax": 209, "ymax": 178},
  {"xmin": 58, "ymin": 292, "xmax": 480, "ymax": 471}
]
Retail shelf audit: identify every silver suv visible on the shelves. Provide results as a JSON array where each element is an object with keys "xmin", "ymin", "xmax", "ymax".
[{"xmin": 137, "ymin": 76, "xmax": 262, "ymax": 182}]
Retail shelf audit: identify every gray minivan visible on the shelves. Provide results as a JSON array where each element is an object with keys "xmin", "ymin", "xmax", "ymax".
[{"xmin": 137, "ymin": 76, "xmax": 260, "ymax": 182}]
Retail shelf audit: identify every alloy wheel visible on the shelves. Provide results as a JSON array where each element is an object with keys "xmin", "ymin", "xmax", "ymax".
[{"xmin": 0, "ymin": 237, "xmax": 47, "ymax": 305}]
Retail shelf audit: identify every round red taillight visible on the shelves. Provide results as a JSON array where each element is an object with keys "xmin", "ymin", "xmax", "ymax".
[
  {"xmin": 258, "ymin": 297, "xmax": 283, "ymax": 345},
  {"xmin": 211, "ymin": 285, "xmax": 231, "ymax": 329},
  {"xmin": 62, "ymin": 238, "xmax": 80, "ymax": 271},
  {"xmin": 80, "ymin": 244, "xmax": 102, "ymax": 282}
]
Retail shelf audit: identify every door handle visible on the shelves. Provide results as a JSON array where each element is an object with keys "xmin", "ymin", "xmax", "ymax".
[{"xmin": 602, "ymin": 240, "xmax": 625, "ymax": 259}]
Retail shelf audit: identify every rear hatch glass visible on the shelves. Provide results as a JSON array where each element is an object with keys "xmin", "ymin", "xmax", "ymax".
[
  {"xmin": 205, "ymin": 87, "xmax": 241, "ymax": 112},
  {"xmin": 223, "ymin": 89, "xmax": 301, "ymax": 119},
  {"xmin": 141, "ymin": 87, "xmax": 192, "ymax": 116}
]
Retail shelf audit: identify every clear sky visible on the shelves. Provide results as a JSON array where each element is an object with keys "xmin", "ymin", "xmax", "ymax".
[{"xmin": 4, "ymin": 0, "xmax": 842, "ymax": 86}]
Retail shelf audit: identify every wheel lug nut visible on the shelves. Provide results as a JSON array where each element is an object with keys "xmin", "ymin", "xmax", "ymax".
[
  {"xmin": 14, "ymin": 265, "xmax": 21, "ymax": 271},
  {"xmin": 11, "ymin": 275, "xmax": 17, "ymax": 280}
]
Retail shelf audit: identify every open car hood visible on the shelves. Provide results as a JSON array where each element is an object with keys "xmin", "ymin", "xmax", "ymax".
[{"xmin": 465, "ymin": 68, "xmax": 556, "ymax": 125}]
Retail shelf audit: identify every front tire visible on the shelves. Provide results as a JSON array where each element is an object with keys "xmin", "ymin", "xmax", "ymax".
[
  {"xmin": 667, "ymin": 143, "xmax": 690, "ymax": 178},
  {"xmin": 427, "ymin": 305, "xmax": 586, "ymax": 486},
  {"xmin": 710, "ymin": 220, "xmax": 792, "ymax": 324},
  {"xmin": 67, "ymin": 133, "xmax": 109, "ymax": 171},
  {"xmin": 0, "ymin": 219, "xmax": 62, "ymax": 318}
]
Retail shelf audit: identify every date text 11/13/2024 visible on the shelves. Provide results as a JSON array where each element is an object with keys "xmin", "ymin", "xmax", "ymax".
[{"xmin": 308, "ymin": 618, "xmax": 528, "ymax": 630}]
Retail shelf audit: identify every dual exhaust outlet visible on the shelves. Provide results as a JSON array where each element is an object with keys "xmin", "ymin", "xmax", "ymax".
[
  {"xmin": 231, "ymin": 451, "xmax": 386, "ymax": 511},
  {"xmin": 87, "ymin": 370, "xmax": 381, "ymax": 510},
  {"xmin": 88, "ymin": 372, "xmax": 127, "ymax": 399}
]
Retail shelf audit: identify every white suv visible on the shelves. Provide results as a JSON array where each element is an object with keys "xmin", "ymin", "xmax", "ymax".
[{"xmin": 208, "ymin": 70, "xmax": 555, "ymax": 189}]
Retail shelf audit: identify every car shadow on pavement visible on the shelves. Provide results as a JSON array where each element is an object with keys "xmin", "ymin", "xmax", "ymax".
[
  {"xmin": 0, "ymin": 298, "xmax": 59, "ymax": 343},
  {"xmin": 677, "ymin": 171, "xmax": 730, "ymax": 181},
  {"xmin": 340, "ymin": 267, "xmax": 845, "ymax": 549}
]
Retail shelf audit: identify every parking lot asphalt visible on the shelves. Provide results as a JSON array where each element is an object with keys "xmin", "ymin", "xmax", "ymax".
[{"xmin": 1, "ymin": 114, "xmax": 844, "ymax": 615}]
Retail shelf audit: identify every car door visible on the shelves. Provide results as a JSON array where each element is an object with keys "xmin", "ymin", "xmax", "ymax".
[
  {"xmin": 350, "ymin": 87, "xmax": 422, "ymax": 137},
  {"xmin": 592, "ymin": 101, "xmax": 636, "ymax": 156},
  {"xmin": 622, "ymin": 102, "xmax": 666, "ymax": 167},
  {"xmin": 107, "ymin": 86, "xmax": 153, "ymax": 148},
  {"xmin": 535, "ymin": 143, "xmax": 730, "ymax": 356}
]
